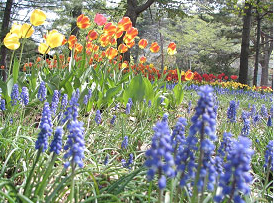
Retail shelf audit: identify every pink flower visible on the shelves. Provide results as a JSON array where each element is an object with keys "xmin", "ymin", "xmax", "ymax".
[{"xmin": 94, "ymin": 14, "xmax": 107, "ymax": 26}]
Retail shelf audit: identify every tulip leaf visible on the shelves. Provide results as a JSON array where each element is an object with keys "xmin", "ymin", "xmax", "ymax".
[
  {"xmin": 13, "ymin": 57, "xmax": 19, "ymax": 84},
  {"xmin": 173, "ymin": 83, "xmax": 184, "ymax": 106}
]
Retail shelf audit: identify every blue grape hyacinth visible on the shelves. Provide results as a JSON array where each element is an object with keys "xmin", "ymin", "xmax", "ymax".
[
  {"xmin": 50, "ymin": 126, "xmax": 63, "ymax": 155},
  {"xmin": 122, "ymin": 153, "xmax": 133, "ymax": 168},
  {"xmin": 35, "ymin": 102, "xmax": 53, "ymax": 152},
  {"xmin": 227, "ymin": 100, "xmax": 237, "ymax": 123},
  {"xmin": 0, "ymin": 99, "xmax": 5, "ymax": 111},
  {"xmin": 110, "ymin": 115, "xmax": 116, "ymax": 125},
  {"xmin": 214, "ymin": 136, "xmax": 254, "ymax": 203},
  {"xmin": 95, "ymin": 110, "xmax": 102, "ymax": 124},
  {"xmin": 64, "ymin": 120, "xmax": 85, "ymax": 168},
  {"xmin": 51, "ymin": 90, "xmax": 60, "ymax": 114},
  {"xmin": 121, "ymin": 136, "xmax": 128, "ymax": 149},
  {"xmin": 11, "ymin": 84, "xmax": 20, "ymax": 106},
  {"xmin": 264, "ymin": 140, "xmax": 273, "ymax": 171},
  {"xmin": 20, "ymin": 87, "xmax": 29, "ymax": 106},
  {"xmin": 37, "ymin": 81, "xmax": 47, "ymax": 101},
  {"xmin": 145, "ymin": 119, "xmax": 175, "ymax": 190}
]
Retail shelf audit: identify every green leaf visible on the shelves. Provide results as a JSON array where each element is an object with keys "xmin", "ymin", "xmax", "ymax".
[
  {"xmin": 173, "ymin": 83, "xmax": 184, "ymax": 106},
  {"xmin": 12, "ymin": 57, "xmax": 19, "ymax": 84}
]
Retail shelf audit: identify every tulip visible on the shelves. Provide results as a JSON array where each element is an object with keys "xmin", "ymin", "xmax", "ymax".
[
  {"xmin": 21, "ymin": 23, "xmax": 34, "ymax": 38},
  {"xmin": 185, "ymin": 70, "xmax": 194, "ymax": 81},
  {"xmin": 126, "ymin": 40, "xmax": 135, "ymax": 48},
  {"xmin": 87, "ymin": 30, "xmax": 98, "ymax": 40},
  {"xmin": 77, "ymin": 14, "xmax": 91, "ymax": 29},
  {"xmin": 104, "ymin": 22, "xmax": 117, "ymax": 36},
  {"xmin": 38, "ymin": 43, "xmax": 50, "ymax": 54},
  {"xmin": 4, "ymin": 33, "xmax": 20, "ymax": 50},
  {"xmin": 167, "ymin": 42, "xmax": 177, "ymax": 55},
  {"xmin": 150, "ymin": 42, "xmax": 160, "ymax": 53},
  {"xmin": 140, "ymin": 56, "xmax": 146, "ymax": 64},
  {"xmin": 94, "ymin": 13, "xmax": 107, "ymax": 26},
  {"xmin": 138, "ymin": 39, "xmax": 148, "ymax": 49},
  {"xmin": 46, "ymin": 30, "xmax": 65, "ymax": 48},
  {"xmin": 10, "ymin": 23, "xmax": 22, "ymax": 38},
  {"xmin": 118, "ymin": 44, "xmax": 128, "ymax": 53},
  {"xmin": 118, "ymin": 17, "xmax": 132, "ymax": 32},
  {"xmin": 30, "ymin": 9, "xmax": 46, "ymax": 26},
  {"xmin": 75, "ymin": 43, "xmax": 83, "ymax": 53},
  {"xmin": 68, "ymin": 35, "xmax": 77, "ymax": 50},
  {"xmin": 106, "ymin": 47, "xmax": 118, "ymax": 60}
]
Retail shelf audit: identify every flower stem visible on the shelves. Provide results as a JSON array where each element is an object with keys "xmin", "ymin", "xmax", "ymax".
[
  {"xmin": 69, "ymin": 163, "xmax": 76, "ymax": 203},
  {"xmin": 263, "ymin": 160, "xmax": 271, "ymax": 199},
  {"xmin": 8, "ymin": 50, "xmax": 15, "ymax": 77}
]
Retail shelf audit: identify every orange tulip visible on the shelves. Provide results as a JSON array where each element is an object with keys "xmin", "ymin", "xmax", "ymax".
[
  {"xmin": 118, "ymin": 17, "xmax": 132, "ymax": 32},
  {"xmin": 106, "ymin": 47, "xmax": 118, "ymax": 60},
  {"xmin": 139, "ymin": 56, "xmax": 146, "ymax": 64},
  {"xmin": 116, "ymin": 30, "xmax": 124, "ymax": 39},
  {"xmin": 124, "ymin": 27, "xmax": 138, "ymax": 43},
  {"xmin": 104, "ymin": 22, "xmax": 117, "ymax": 36},
  {"xmin": 185, "ymin": 70, "xmax": 194, "ymax": 81},
  {"xmin": 126, "ymin": 40, "xmax": 135, "ymax": 48},
  {"xmin": 75, "ymin": 43, "xmax": 83, "ymax": 53},
  {"xmin": 87, "ymin": 30, "xmax": 98, "ymax": 40},
  {"xmin": 150, "ymin": 42, "xmax": 160, "ymax": 53},
  {"xmin": 99, "ymin": 34, "xmax": 110, "ymax": 47},
  {"xmin": 167, "ymin": 42, "xmax": 177, "ymax": 55},
  {"xmin": 77, "ymin": 14, "xmax": 90, "ymax": 29},
  {"xmin": 93, "ymin": 44, "xmax": 99, "ymax": 52},
  {"xmin": 138, "ymin": 39, "xmax": 148, "ymax": 49},
  {"xmin": 68, "ymin": 35, "xmax": 77, "ymax": 50},
  {"xmin": 30, "ymin": 9, "xmax": 46, "ymax": 26},
  {"xmin": 118, "ymin": 44, "xmax": 128, "ymax": 53}
]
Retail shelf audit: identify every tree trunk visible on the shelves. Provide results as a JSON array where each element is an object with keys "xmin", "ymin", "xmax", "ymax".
[
  {"xmin": 0, "ymin": 0, "xmax": 13, "ymax": 82},
  {"xmin": 260, "ymin": 33, "xmax": 273, "ymax": 86},
  {"xmin": 253, "ymin": 0, "xmax": 261, "ymax": 86},
  {"xmin": 159, "ymin": 20, "xmax": 164, "ymax": 72},
  {"xmin": 239, "ymin": 2, "xmax": 252, "ymax": 85},
  {"xmin": 117, "ymin": 0, "xmax": 155, "ymax": 62},
  {"xmin": 71, "ymin": 6, "xmax": 82, "ymax": 37}
]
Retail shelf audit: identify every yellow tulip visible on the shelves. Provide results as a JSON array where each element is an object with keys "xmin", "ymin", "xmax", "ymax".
[
  {"xmin": 21, "ymin": 23, "xmax": 34, "ymax": 38},
  {"xmin": 46, "ymin": 30, "xmax": 65, "ymax": 48},
  {"xmin": 30, "ymin": 9, "xmax": 46, "ymax": 26},
  {"xmin": 3, "ymin": 33, "xmax": 20, "ymax": 50},
  {"xmin": 38, "ymin": 43, "xmax": 50, "ymax": 54},
  {"xmin": 10, "ymin": 23, "xmax": 22, "ymax": 38}
]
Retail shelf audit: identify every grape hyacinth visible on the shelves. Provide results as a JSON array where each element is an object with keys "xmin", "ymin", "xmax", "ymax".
[
  {"xmin": 241, "ymin": 111, "xmax": 250, "ymax": 137},
  {"xmin": 20, "ymin": 87, "xmax": 29, "ymax": 106},
  {"xmin": 63, "ymin": 91, "xmax": 79, "ymax": 124},
  {"xmin": 35, "ymin": 102, "xmax": 53, "ymax": 152},
  {"xmin": 83, "ymin": 95, "xmax": 88, "ymax": 105},
  {"xmin": 145, "ymin": 119, "xmax": 175, "ymax": 190},
  {"xmin": 121, "ymin": 153, "xmax": 133, "ymax": 168},
  {"xmin": 104, "ymin": 154, "xmax": 109, "ymax": 165},
  {"xmin": 227, "ymin": 100, "xmax": 237, "ymax": 123},
  {"xmin": 37, "ymin": 81, "xmax": 47, "ymax": 101},
  {"xmin": 260, "ymin": 104, "xmax": 268, "ymax": 118},
  {"xmin": 110, "ymin": 115, "xmax": 116, "ymax": 125},
  {"xmin": 264, "ymin": 140, "xmax": 273, "ymax": 171},
  {"xmin": 267, "ymin": 116, "xmax": 272, "ymax": 127},
  {"xmin": 64, "ymin": 120, "xmax": 85, "ymax": 168},
  {"xmin": 125, "ymin": 103, "xmax": 131, "ymax": 114},
  {"xmin": 0, "ymin": 99, "xmax": 5, "ymax": 111},
  {"xmin": 11, "ymin": 84, "xmax": 20, "ymax": 106},
  {"xmin": 121, "ymin": 136, "xmax": 128, "ymax": 149},
  {"xmin": 50, "ymin": 126, "xmax": 63, "ymax": 155},
  {"xmin": 95, "ymin": 110, "xmax": 102, "ymax": 124},
  {"xmin": 51, "ymin": 90, "xmax": 60, "ymax": 114},
  {"xmin": 214, "ymin": 136, "xmax": 254, "ymax": 203},
  {"xmin": 60, "ymin": 94, "xmax": 68, "ymax": 111}
]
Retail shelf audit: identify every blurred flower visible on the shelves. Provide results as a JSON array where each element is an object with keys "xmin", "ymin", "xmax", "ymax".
[
  {"xmin": 267, "ymin": 116, "xmax": 272, "ymax": 127},
  {"xmin": 11, "ymin": 84, "xmax": 20, "ymax": 106},
  {"xmin": 167, "ymin": 42, "xmax": 177, "ymax": 55},
  {"xmin": 50, "ymin": 126, "xmax": 63, "ymax": 155},
  {"xmin": 125, "ymin": 103, "xmax": 131, "ymax": 114},
  {"xmin": 104, "ymin": 22, "xmax": 117, "ymax": 36},
  {"xmin": 64, "ymin": 120, "xmax": 85, "ymax": 168},
  {"xmin": 77, "ymin": 14, "xmax": 90, "ymax": 29},
  {"xmin": 260, "ymin": 104, "xmax": 268, "ymax": 118},
  {"xmin": 110, "ymin": 115, "xmax": 116, "ymax": 125},
  {"xmin": 94, "ymin": 13, "xmax": 107, "ymax": 26},
  {"xmin": 241, "ymin": 111, "xmax": 250, "ymax": 137},
  {"xmin": 30, "ymin": 9, "xmax": 46, "ymax": 26},
  {"xmin": 51, "ymin": 90, "xmax": 60, "ymax": 115},
  {"xmin": 118, "ymin": 44, "xmax": 128, "ymax": 53},
  {"xmin": 75, "ymin": 43, "xmax": 83, "ymax": 53},
  {"xmin": 46, "ymin": 30, "xmax": 65, "ymax": 48},
  {"xmin": 124, "ymin": 27, "xmax": 138, "ymax": 42},
  {"xmin": 38, "ymin": 43, "xmax": 50, "ymax": 54},
  {"xmin": 68, "ymin": 35, "xmax": 77, "ymax": 50},
  {"xmin": 230, "ymin": 75, "xmax": 238, "ymax": 80},
  {"xmin": 150, "ymin": 42, "xmax": 160, "ymax": 53},
  {"xmin": 138, "ymin": 39, "xmax": 148, "ymax": 49},
  {"xmin": 122, "ymin": 153, "xmax": 133, "ymax": 168},
  {"xmin": 4, "ymin": 33, "xmax": 20, "ymax": 50},
  {"xmin": 21, "ymin": 23, "xmax": 34, "ymax": 38},
  {"xmin": 60, "ymin": 94, "xmax": 68, "ymax": 111},
  {"xmin": 185, "ymin": 70, "xmax": 194, "ymax": 81},
  {"xmin": 10, "ymin": 23, "xmax": 22, "ymax": 38},
  {"xmin": 104, "ymin": 154, "xmax": 109, "ymax": 165}
]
